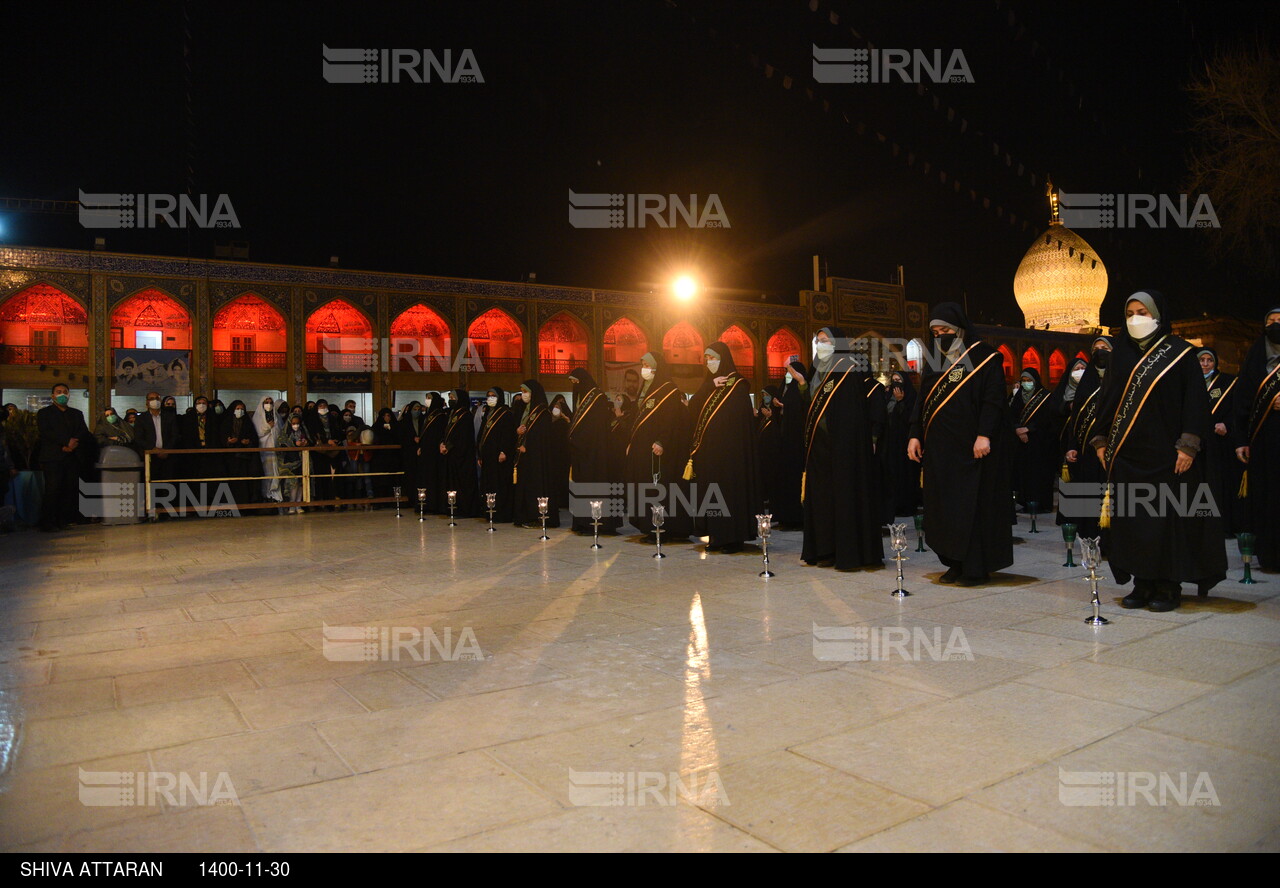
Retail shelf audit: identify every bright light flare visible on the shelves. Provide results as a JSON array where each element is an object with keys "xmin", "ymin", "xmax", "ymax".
[{"xmin": 673, "ymin": 275, "xmax": 697, "ymax": 302}]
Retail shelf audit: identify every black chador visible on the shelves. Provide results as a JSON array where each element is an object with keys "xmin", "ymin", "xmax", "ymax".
[
  {"xmin": 623, "ymin": 352, "xmax": 691, "ymax": 538},
  {"xmin": 476, "ymin": 387, "xmax": 516, "ymax": 522},
  {"xmin": 417, "ymin": 394, "xmax": 449, "ymax": 513},
  {"xmin": 439, "ymin": 389, "xmax": 481, "ymax": 517},
  {"xmin": 566, "ymin": 369, "xmax": 620, "ymax": 534},
  {"xmin": 1048, "ymin": 357, "xmax": 1088, "ymax": 527},
  {"xmin": 1089, "ymin": 290, "xmax": 1226, "ymax": 608},
  {"xmin": 1198, "ymin": 348, "xmax": 1243, "ymax": 535},
  {"xmin": 773, "ymin": 362, "xmax": 807, "ymax": 528},
  {"xmin": 1235, "ymin": 308, "xmax": 1280, "ymax": 571},
  {"xmin": 800, "ymin": 328, "xmax": 884, "ymax": 570},
  {"xmin": 756, "ymin": 386, "xmax": 784, "ymax": 517},
  {"xmin": 511, "ymin": 379, "xmax": 561, "ymax": 528},
  {"xmin": 684, "ymin": 342, "xmax": 760, "ymax": 552},
  {"xmin": 879, "ymin": 371, "xmax": 921, "ymax": 519},
  {"xmin": 1010, "ymin": 368, "xmax": 1057, "ymax": 512},
  {"xmin": 908, "ymin": 303, "xmax": 1013, "ymax": 584},
  {"xmin": 1060, "ymin": 338, "xmax": 1112, "ymax": 538}
]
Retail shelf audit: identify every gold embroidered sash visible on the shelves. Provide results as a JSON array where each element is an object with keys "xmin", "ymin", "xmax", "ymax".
[
  {"xmin": 684, "ymin": 375, "xmax": 744, "ymax": 480},
  {"xmin": 626, "ymin": 383, "xmax": 680, "ymax": 457}
]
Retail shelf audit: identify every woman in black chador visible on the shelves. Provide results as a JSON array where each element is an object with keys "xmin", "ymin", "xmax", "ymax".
[
  {"xmin": 799, "ymin": 327, "xmax": 884, "ymax": 570},
  {"xmin": 370, "ymin": 407, "xmax": 402, "ymax": 505},
  {"xmin": 1235, "ymin": 307, "xmax": 1280, "ymax": 572},
  {"xmin": 1197, "ymin": 348, "xmax": 1242, "ymax": 536},
  {"xmin": 908, "ymin": 303, "xmax": 1013, "ymax": 585},
  {"xmin": 685, "ymin": 342, "xmax": 760, "ymax": 553},
  {"xmin": 511, "ymin": 379, "xmax": 561, "ymax": 528},
  {"xmin": 756, "ymin": 386, "xmax": 784, "ymax": 516},
  {"xmin": 773, "ymin": 360, "xmax": 807, "ymax": 529},
  {"xmin": 548, "ymin": 394, "xmax": 573, "ymax": 512},
  {"xmin": 623, "ymin": 351, "xmax": 691, "ymax": 540},
  {"xmin": 566, "ymin": 368, "xmax": 620, "ymax": 535},
  {"xmin": 476, "ymin": 387, "xmax": 516, "ymax": 523},
  {"xmin": 438, "ymin": 388, "xmax": 480, "ymax": 517},
  {"xmin": 880, "ymin": 370, "xmax": 921, "ymax": 518},
  {"xmin": 1089, "ymin": 290, "xmax": 1226, "ymax": 610},
  {"xmin": 1010, "ymin": 368, "xmax": 1057, "ymax": 512},
  {"xmin": 1061, "ymin": 337, "xmax": 1113, "ymax": 538},
  {"xmin": 1048, "ymin": 357, "xmax": 1088, "ymax": 527},
  {"xmin": 417, "ymin": 393, "xmax": 449, "ymax": 513}
]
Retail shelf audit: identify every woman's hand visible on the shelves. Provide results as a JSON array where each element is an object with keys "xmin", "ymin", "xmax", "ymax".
[
  {"xmin": 973, "ymin": 436, "xmax": 991, "ymax": 459},
  {"xmin": 907, "ymin": 438, "xmax": 922, "ymax": 462},
  {"xmin": 1174, "ymin": 449, "xmax": 1194, "ymax": 474}
]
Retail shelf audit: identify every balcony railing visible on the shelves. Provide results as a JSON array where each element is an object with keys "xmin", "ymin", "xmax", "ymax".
[
  {"xmin": 538, "ymin": 358, "xmax": 578, "ymax": 375},
  {"xmin": 474, "ymin": 357, "xmax": 523, "ymax": 373},
  {"xmin": 1, "ymin": 345, "xmax": 89, "ymax": 365},
  {"xmin": 767, "ymin": 367, "xmax": 787, "ymax": 380},
  {"xmin": 213, "ymin": 350, "xmax": 286, "ymax": 369}
]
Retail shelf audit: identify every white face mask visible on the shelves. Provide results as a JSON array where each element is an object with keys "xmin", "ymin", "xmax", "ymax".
[
  {"xmin": 552, "ymin": 407, "xmax": 562, "ymax": 417},
  {"xmin": 148, "ymin": 399, "xmax": 161, "ymax": 410},
  {"xmin": 814, "ymin": 341, "xmax": 835, "ymax": 361},
  {"xmin": 1021, "ymin": 381, "xmax": 1035, "ymax": 392},
  {"xmin": 640, "ymin": 367, "xmax": 655, "ymax": 380},
  {"xmin": 486, "ymin": 396, "xmax": 497, "ymax": 407},
  {"xmin": 1127, "ymin": 314, "xmax": 1159, "ymax": 339},
  {"xmin": 318, "ymin": 407, "xmax": 329, "ymax": 416},
  {"xmin": 785, "ymin": 372, "xmax": 793, "ymax": 385},
  {"xmin": 706, "ymin": 358, "xmax": 721, "ymax": 374},
  {"xmin": 196, "ymin": 403, "xmax": 207, "ymax": 414},
  {"xmin": 234, "ymin": 408, "xmax": 245, "ymax": 418},
  {"xmin": 1070, "ymin": 368, "xmax": 1085, "ymax": 383}
]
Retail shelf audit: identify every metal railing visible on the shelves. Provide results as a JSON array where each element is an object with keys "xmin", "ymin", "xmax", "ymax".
[
  {"xmin": 538, "ymin": 358, "xmax": 579, "ymax": 375},
  {"xmin": 142, "ymin": 444, "xmax": 406, "ymax": 516},
  {"xmin": 474, "ymin": 356, "xmax": 523, "ymax": 373},
  {"xmin": 305, "ymin": 352, "xmax": 377, "ymax": 371},
  {"xmin": 1, "ymin": 345, "xmax": 90, "ymax": 365},
  {"xmin": 212, "ymin": 350, "xmax": 287, "ymax": 369}
]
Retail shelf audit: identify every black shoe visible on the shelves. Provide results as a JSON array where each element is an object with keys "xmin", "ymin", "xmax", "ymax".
[
  {"xmin": 939, "ymin": 566, "xmax": 963, "ymax": 584},
  {"xmin": 718, "ymin": 543, "xmax": 743, "ymax": 555},
  {"xmin": 1120, "ymin": 586, "xmax": 1151, "ymax": 609},
  {"xmin": 1148, "ymin": 585, "xmax": 1182, "ymax": 613},
  {"xmin": 956, "ymin": 574, "xmax": 989, "ymax": 587}
]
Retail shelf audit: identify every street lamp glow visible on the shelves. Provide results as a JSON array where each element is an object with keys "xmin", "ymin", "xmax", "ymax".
[{"xmin": 673, "ymin": 275, "xmax": 697, "ymax": 302}]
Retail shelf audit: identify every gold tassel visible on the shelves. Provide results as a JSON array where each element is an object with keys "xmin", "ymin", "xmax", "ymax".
[
  {"xmin": 1099, "ymin": 485, "xmax": 1112, "ymax": 529},
  {"xmin": 512, "ymin": 467, "xmax": 517, "ymax": 484},
  {"xmin": 1061, "ymin": 462, "xmax": 1071, "ymax": 483},
  {"xmin": 1238, "ymin": 470, "xmax": 1248, "ymax": 499},
  {"xmin": 801, "ymin": 470, "xmax": 807, "ymax": 503},
  {"xmin": 683, "ymin": 459, "xmax": 695, "ymax": 481}
]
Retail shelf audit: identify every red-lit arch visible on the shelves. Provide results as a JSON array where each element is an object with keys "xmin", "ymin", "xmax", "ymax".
[
  {"xmin": 766, "ymin": 327, "xmax": 803, "ymax": 379},
  {"xmin": 538, "ymin": 312, "xmax": 589, "ymax": 375},
  {"xmin": 306, "ymin": 299, "xmax": 373, "ymax": 371},
  {"xmin": 467, "ymin": 308, "xmax": 523, "ymax": 373},
  {"xmin": 603, "ymin": 317, "xmax": 648, "ymax": 364},
  {"xmin": 662, "ymin": 321, "xmax": 704, "ymax": 364},
  {"xmin": 718, "ymin": 324, "xmax": 755, "ymax": 378},
  {"xmin": 111, "ymin": 289, "xmax": 191, "ymax": 350},
  {"xmin": 213, "ymin": 294, "xmax": 287, "ymax": 369},
  {"xmin": 391, "ymin": 304, "xmax": 452, "ymax": 372},
  {"xmin": 1047, "ymin": 349, "xmax": 1067, "ymax": 386},
  {"xmin": 998, "ymin": 344, "xmax": 1016, "ymax": 385},
  {"xmin": 1021, "ymin": 346, "xmax": 1042, "ymax": 379},
  {"xmin": 0, "ymin": 283, "xmax": 89, "ymax": 365}
]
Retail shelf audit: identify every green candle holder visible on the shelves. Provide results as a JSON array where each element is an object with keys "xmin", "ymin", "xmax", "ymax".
[
  {"xmin": 1028, "ymin": 501, "xmax": 1040, "ymax": 533},
  {"xmin": 1238, "ymin": 533, "xmax": 1258, "ymax": 585},
  {"xmin": 914, "ymin": 509, "xmax": 927, "ymax": 552},
  {"xmin": 1062, "ymin": 523, "xmax": 1078, "ymax": 567}
]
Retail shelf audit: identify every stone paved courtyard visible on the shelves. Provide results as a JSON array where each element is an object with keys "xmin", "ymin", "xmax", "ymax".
[{"xmin": 1, "ymin": 512, "xmax": 1277, "ymax": 852}]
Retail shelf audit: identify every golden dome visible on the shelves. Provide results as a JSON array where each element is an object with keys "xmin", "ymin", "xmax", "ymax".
[{"xmin": 1013, "ymin": 223, "xmax": 1108, "ymax": 331}]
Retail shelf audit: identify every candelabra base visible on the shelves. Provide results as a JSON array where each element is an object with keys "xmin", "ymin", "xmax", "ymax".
[
  {"xmin": 891, "ymin": 588, "xmax": 911, "ymax": 598},
  {"xmin": 1084, "ymin": 614, "xmax": 1111, "ymax": 625},
  {"xmin": 760, "ymin": 569, "xmax": 775, "ymax": 579}
]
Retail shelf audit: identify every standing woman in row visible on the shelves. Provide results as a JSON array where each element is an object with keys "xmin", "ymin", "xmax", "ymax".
[
  {"xmin": 1047, "ymin": 357, "xmax": 1087, "ymax": 528},
  {"xmin": 512, "ymin": 379, "xmax": 560, "ymax": 528},
  {"xmin": 1235, "ymin": 307, "xmax": 1280, "ymax": 572},
  {"xmin": 439, "ymin": 388, "xmax": 480, "ymax": 517},
  {"xmin": 880, "ymin": 370, "xmax": 920, "ymax": 520},
  {"xmin": 685, "ymin": 342, "xmax": 759, "ymax": 554},
  {"xmin": 1090, "ymin": 290, "xmax": 1225, "ymax": 610},
  {"xmin": 624, "ymin": 352, "xmax": 690, "ymax": 540},
  {"xmin": 566, "ymin": 368, "xmax": 619, "ymax": 535},
  {"xmin": 1198, "ymin": 348, "xmax": 1242, "ymax": 535},
  {"xmin": 1010, "ymin": 368, "xmax": 1055, "ymax": 513},
  {"xmin": 773, "ymin": 361, "xmax": 807, "ymax": 529},
  {"xmin": 756, "ymin": 387, "xmax": 784, "ymax": 518},
  {"xmin": 908, "ymin": 303, "xmax": 1013, "ymax": 586},
  {"xmin": 1062, "ymin": 337, "xmax": 1112, "ymax": 540},
  {"xmin": 798, "ymin": 327, "xmax": 883, "ymax": 570},
  {"xmin": 549, "ymin": 395, "xmax": 573, "ymax": 512},
  {"xmin": 477, "ymin": 387, "xmax": 516, "ymax": 522},
  {"xmin": 370, "ymin": 408, "xmax": 402, "ymax": 504},
  {"xmin": 418, "ymin": 392, "xmax": 449, "ymax": 512}
]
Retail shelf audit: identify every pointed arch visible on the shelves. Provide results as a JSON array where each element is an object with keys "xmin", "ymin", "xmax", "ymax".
[
  {"xmin": 0, "ymin": 283, "xmax": 90, "ymax": 365},
  {"xmin": 391, "ymin": 304, "xmax": 453, "ymax": 372},
  {"xmin": 110, "ymin": 288, "xmax": 191, "ymax": 350},
  {"xmin": 603, "ymin": 317, "xmax": 649, "ymax": 364},
  {"xmin": 663, "ymin": 321, "xmax": 704, "ymax": 365},
  {"xmin": 1021, "ymin": 346, "xmax": 1042, "ymax": 379},
  {"xmin": 213, "ymin": 293, "xmax": 287, "ymax": 368},
  {"xmin": 538, "ymin": 311, "xmax": 589, "ymax": 375},
  {"xmin": 718, "ymin": 324, "xmax": 755, "ymax": 379},
  {"xmin": 467, "ymin": 308, "xmax": 524, "ymax": 373},
  {"xmin": 306, "ymin": 299, "xmax": 373, "ymax": 371},
  {"xmin": 1047, "ymin": 349, "xmax": 1067, "ymax": 386},
  {"xmin": 998, "ymin": 344, "xmax": 1016, "ymax": 385},
  {"xmin": 766, "ymin": 327, "xmax": 803, "ymax": 380}
]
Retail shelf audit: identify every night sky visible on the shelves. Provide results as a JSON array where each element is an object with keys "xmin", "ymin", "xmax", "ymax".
[{"xmin": 3, "ymin": 0, "xmax": 1277, "ymax": 326}]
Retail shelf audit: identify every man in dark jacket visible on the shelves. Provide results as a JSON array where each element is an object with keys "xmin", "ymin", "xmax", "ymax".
[{"xmin": 37, "ymin": 383, "xmax": 91, "ymax": 531}]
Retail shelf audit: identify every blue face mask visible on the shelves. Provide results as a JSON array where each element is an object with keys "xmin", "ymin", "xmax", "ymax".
[{"xmin": 1021, "ymin": 381, "xmax": 1035, "ymax": 393}]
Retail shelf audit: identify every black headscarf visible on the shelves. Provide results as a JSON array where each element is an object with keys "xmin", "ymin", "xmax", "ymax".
[
  {"xmin": 763, "ymin": 384, "xmax": 784, "ymax": 406},
  {"xmin": 693, "ymin": 342, "xmax": 738, "ymax": 404},
  {"xmin": 1239, "ymin": 306, "xmax": 1280, "ymax": 379},
  {"xmin": 423, "ymin": 392, "xmax": 446, "ymax": 415},
  {"xmin": 637, "ymin": 352, "xmax": 669, "ymax": 399},
  {"xmin": 928, "ymin": 302, "xmax": 972, "ymax": 339},
  {"xmin": 550, "ymin": 394, "xmax": 573, "ymax": 421},
  {"xmin": 519, "ymin": 379, "xmax": 547, "ymax": 424},
  {"xmin": 1121, "ymin": 289, "xmax": 1170, "ymax": 351},
  {"xmin": 451, "ymin": 388, "xmax": 470, "ymax": 414},
  {"xmin": 487, "ymin": 386, "xmax": 507, "ymax": 409},
  {"xmin": 568, "ymin": 367, "xmax": 598, "ymax": 404},
  {"xmin": 886, "ymin": 370, "xmax": 917, "ymax": 414}
]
